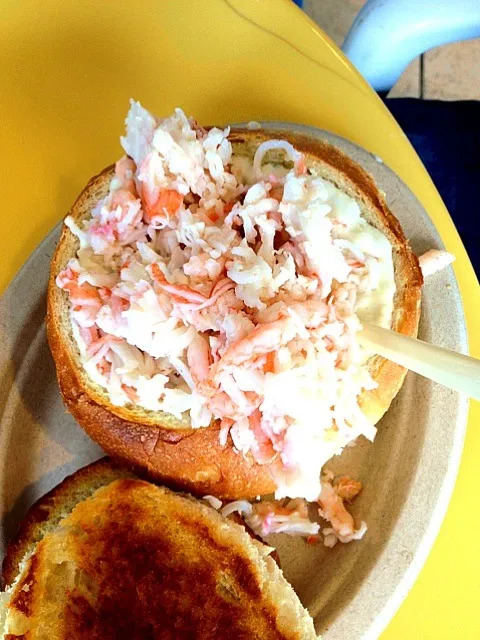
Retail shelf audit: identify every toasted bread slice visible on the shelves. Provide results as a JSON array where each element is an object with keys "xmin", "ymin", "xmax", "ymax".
[
  {"xmin": 1, "ymin": 459, "xmax": 317, "ymax": 640},
  {"xmin": 47, "ymin": 130, "xmax": 423, "ymax": 499}
]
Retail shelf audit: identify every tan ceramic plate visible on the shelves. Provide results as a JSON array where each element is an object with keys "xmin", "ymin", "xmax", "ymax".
[{"xmin": 0, "ymin": 125, "xmax": 468, "ymax": 639}]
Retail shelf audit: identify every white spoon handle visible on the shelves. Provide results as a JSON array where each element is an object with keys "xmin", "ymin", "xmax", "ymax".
[{"xmin": 359, "ymin": 322, "xmax": 480, "ymax": 401}]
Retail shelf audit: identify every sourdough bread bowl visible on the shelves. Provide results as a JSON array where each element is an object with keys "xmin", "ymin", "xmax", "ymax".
[{"xmin": 47, "ymin": 120, "xmax": 422, "ymax": 499}]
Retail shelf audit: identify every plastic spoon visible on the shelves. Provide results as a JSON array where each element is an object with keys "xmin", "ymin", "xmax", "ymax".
[{"xmin": 358, "ymin": 322, "xmax": 480, "ymax": 401}]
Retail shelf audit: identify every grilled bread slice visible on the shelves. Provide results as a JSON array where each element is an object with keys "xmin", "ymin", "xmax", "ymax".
[
  {"xmin": 47, "ymin": 130, "xmax": 423, "ymax": 499},
  {"xmin": 1, "ymin": 459, "xmax": 317, "ymax": 640}
]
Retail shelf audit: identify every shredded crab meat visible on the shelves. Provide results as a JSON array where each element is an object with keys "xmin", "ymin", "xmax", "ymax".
[
  {"xmin": 246, "ymin": 499, "xmax": 320, "ymax": 538},
  {"xmin": 204, "ymin": 471, "xmax": 363, "ymax": 546},
  {"xmin": 418, "ymin": 249, "xmax": 455, "ymax": 278},
  {"xmin": 217, "ymin": 498, "xmax": 319, "ymax": 539},
  {"xmin": 317, "ymin": 470, "xmax": 366, "ymax": 546},
  {"xmin": 203, "ymin": 495, "xmax": 223, "ymax": 510},
  {"xmin": 253, "ymin": 139, "xmax": 303, "ymax": 180},
  {"xmin": 57, "ymin": 99, "xmax": 400, "ymax": 501}
]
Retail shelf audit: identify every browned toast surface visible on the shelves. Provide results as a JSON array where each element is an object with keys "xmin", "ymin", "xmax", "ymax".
[{"xmin": 2, "ymin": 460, "xmax": 316, "ymax": 639}]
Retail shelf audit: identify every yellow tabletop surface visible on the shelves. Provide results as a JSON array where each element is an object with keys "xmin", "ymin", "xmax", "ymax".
[{"xmin": 1, "ymin": 0, "xmax": 479, "ymax": 637}]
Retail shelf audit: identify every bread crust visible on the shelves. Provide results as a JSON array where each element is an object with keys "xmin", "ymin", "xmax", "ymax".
[
  {"xmin": 2, "ymin": 459, "xmax": 132, "ymax": 588},
  {"xmin": 2, "ymin": 459, "xmax": 279, "ymax": 591},
  {"xmin": 47, "ymin": 130, "xmax": 422, "ymax": 499},
  {"xmin": 2, "ymin": 460, "xmax": 315, "ymax": 639}
]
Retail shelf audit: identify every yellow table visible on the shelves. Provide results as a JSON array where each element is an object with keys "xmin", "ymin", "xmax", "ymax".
[{"xmin": 1, "ymin": 1, "xmax": 478, "ymax": 637}]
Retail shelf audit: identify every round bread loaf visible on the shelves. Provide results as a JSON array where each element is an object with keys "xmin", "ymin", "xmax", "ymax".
[{"xmin": 47, "ymin": 130, "xmax": 423, "ymax": 499}]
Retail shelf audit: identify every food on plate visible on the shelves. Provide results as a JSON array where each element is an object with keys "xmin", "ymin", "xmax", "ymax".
[
  {"xmin": 418, "ymin": 249, "xmax": 455, "ymax": 278},
  {"xmin": 47, "ymin": 100, "xmax": 423, "ymax": 501},
  {"xmin": 0, "ymin": 459, "xmax": 317, "ymax": 640},
  {"xmin": 206, "ymin": 470, "xmax": 364, "ymax": 546}
]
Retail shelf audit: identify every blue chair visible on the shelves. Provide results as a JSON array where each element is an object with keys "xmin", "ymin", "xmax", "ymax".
[
  {"xmin": 346, "ymin": 0, "xmax": 480, "ymax": 275},
  {"xmin": 298, "ymin": 0, "xmax": 480, "ymax": 274},
  {"xmin": 343, "ymin": 0, "xmax": 480, "ymax": 93}
]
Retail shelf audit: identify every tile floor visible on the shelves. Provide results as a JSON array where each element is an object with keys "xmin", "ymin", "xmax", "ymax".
[{"xmin": 304, "ymin": 0, "xmax": 480, "ymax": 99}]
